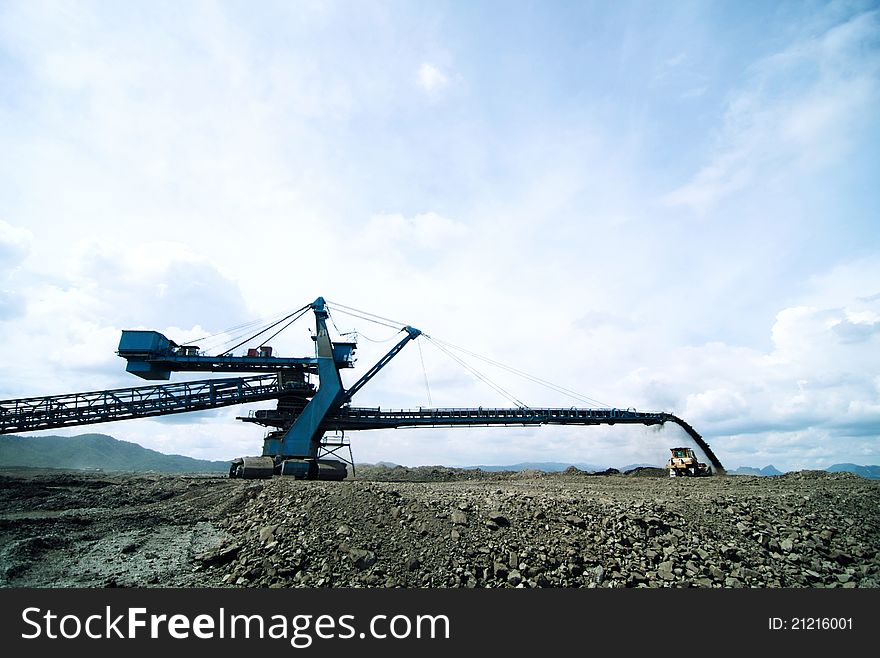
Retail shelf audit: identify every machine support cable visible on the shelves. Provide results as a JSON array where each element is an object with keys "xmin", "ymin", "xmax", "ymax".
[
  {"xmin": 417, "ymin": 337, "xmax": 433, "ymax": 407},
  {"xmin": 325, "ymin": 301, "xmax": 408, "ymax": 329},
  {"xmin": 218, "ymin": 304, "xmax": 310, "ymax": 356},
  {"xmin": 426, "ymin": 337, "xmax": 529, "ymax": 409},
  {"xmin": 256, "ymin": 306, "xmax": 312, "ymax": 348},
  {"xmin": 327, "ymin": 301, "xmax": 604, "ymax": 410},
  {"xmin": 327, "ymin": 308, "xmax": 399, "ymax": 343},
  {"xmin": 328, "ymin": 301, "xmax": 611, "ymax": 409},
  {"xmin": 326, "ymin": 312, "xmax": 358, "ymax": 340},
  {"xmin": 427, "ymin": 335, "xmax": 613, "ymax": 408},
  {"xmin": 352, "ymin": 330, "xmax": 402, "ymax": 343},
  {"xmin": 192, "ymin": 313, "xmax": 286, "ymax": 346},
  {"xmin": 197, "ymin": 306, "xmax": 312, "ymax": 353},
  {"xmin": 325, "ymin": 305, "xmax": 401, "ymax": 331},
  {"xmin": 209, "ymin": 314, "xmax": 296, "ymax": 355}
]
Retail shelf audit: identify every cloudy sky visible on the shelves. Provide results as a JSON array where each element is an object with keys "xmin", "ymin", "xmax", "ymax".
[{"xmin": 1, "ymin": 0, "xmax": 878, "ymax": 471}]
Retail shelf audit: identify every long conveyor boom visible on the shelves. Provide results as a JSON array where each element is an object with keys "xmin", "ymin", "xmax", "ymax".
[
  {"xmin": 322, "ymin": 407, "xmax": 724, "ymax": 473},
  {"xmin": 0, "ymin": 375, "xmax": 287, "ymax": 435}
]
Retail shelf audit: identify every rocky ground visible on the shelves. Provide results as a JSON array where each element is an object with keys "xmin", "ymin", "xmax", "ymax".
[{"xmin": 1, "ymin": 465, "xmax": 878, "ymax": 588}]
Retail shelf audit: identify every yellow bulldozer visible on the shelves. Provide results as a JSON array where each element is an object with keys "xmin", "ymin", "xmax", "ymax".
[{"xmin": 666, "ymin": 447, "xmax": 712, "ymax": 477}]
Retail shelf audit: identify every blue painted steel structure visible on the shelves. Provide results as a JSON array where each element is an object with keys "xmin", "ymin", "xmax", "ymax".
[
  {"xmin": 118, "ymin": 330, "xmax": 323, "ymax": 380},
  {"xmin": 240, "ymin": 405, "xmax": 725, "ymax": 474},
  {"xmin": 0, "ymin": 295, "xmax": 725, "ymax": 476},
  {"xmin": 254, "ymin": 299, "xmax": 426, "ymax": 477},
  {"xmin": 0, "ymin": 375, "xmax": 287, "ymax": 434},
  {"xmin": 261, "ymin": 298, "xmax": 347, "ymax": 460}
]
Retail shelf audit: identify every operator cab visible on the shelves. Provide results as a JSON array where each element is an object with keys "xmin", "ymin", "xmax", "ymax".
[{"xmin": 332, "ymin": 342, "xmax": 357, "ymax": 368}]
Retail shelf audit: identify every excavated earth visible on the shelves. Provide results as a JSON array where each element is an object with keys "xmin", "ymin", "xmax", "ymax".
[{"xmin": 0, "ymin": 465, "xmax": 878, "ymax": 588}]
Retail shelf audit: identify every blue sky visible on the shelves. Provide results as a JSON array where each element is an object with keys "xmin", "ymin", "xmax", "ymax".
[{"xmin": 1, "ymin": 0, "xmax": 878, "ymax": 471}]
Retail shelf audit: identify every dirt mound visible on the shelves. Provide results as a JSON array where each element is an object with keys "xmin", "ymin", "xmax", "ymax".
[
  {"xmin": 624, "ymin": 467, "xmax": 667, "ymax": 477},
  {"xmin": 353, "ymin": 464, "xmax": 505, "ymax": 482},
  {"xmin": 1, "ymin": 467, "xmax": 878, "ymax": 588}
]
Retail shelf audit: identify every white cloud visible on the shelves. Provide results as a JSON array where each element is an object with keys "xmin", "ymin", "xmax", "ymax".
[
  {"xmin": 0, "ymin": 220, "xmax": 33, "ymax": 320},
  {"xmin": 0, "ymin": 289, "xmax": 25, "ymax": 321},
  {"xmin": 416, "ymin": 62, "xmax": 449, "ymax": 94},
  {"xmin": 622, "ymin": 259, "xmax": 880, "ymax": 470},
  {"xmin": 0, "ymin": 237, "xmax": 251, "ymax": 399},
  {"xmin": 0, "ymin": 220, "xmax": 33, "ymax": 268},
  {"xmin": 662, "ymin": 9, "xmax": 880, "ymax": 213},
  {"xmin": 683, "ymin": 388, "xmax": 749, "ymax": 423},
  {"xmin": 363, "ymin": 211, "xmax": 467, "ymax": 250}
]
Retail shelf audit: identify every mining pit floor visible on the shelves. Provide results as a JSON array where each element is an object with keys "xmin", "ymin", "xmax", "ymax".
[{"xmin": 1, "ymin": 466, "xmax": 877, "ymax": 588}]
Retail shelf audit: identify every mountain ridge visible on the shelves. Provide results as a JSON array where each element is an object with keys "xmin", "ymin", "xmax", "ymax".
[
  {"xmin": 0, "ymin": 433, "xmax": 229, "ymax": 473},
  {"xmin": 2, "ymin": 434, "xmax": 877, "ymax": 478}
]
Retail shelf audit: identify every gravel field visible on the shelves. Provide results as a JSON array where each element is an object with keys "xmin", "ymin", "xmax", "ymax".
[{"xmin": 1, "ymin": 466, "xmax": 878, "ymax": 588}]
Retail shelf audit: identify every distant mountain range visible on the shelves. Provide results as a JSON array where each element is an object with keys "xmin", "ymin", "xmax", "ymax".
[
  {"xmin": 726, "ymin": 464, "xmax": 880, "ymax": 479},
  {"xmin": 0, "ymin": 434, "xmax": 229, "ymax": 473},
  {"xmin": 452, "ymin": 462, "xmax": 787, "ymax": 475},
  {"xmin": 465, "ymin": 461, "xmax": 606, "ymax": 472},
  {"xmin": 1, "ymin": 435, "xmax": 878, "ymax": 479},
  {"xmin": 380, "ymin": 460, "xmax": 879, "ymax": 479},
  {"xmin": 825, "ymin": 463, "xmax": 880, "ymax": 479},
  {"xmin": 379, "ymin": 461, "xmax": 880, "ymax": 479},
  {"xmin": 728, "ymin": 465, "xmax": 784, "ymax": 476}
]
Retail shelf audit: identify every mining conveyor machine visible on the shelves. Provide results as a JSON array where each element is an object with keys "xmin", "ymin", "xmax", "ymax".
[{"xmin": 0, "ymin": 297, "xmax": 725, "ymax": 479}]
